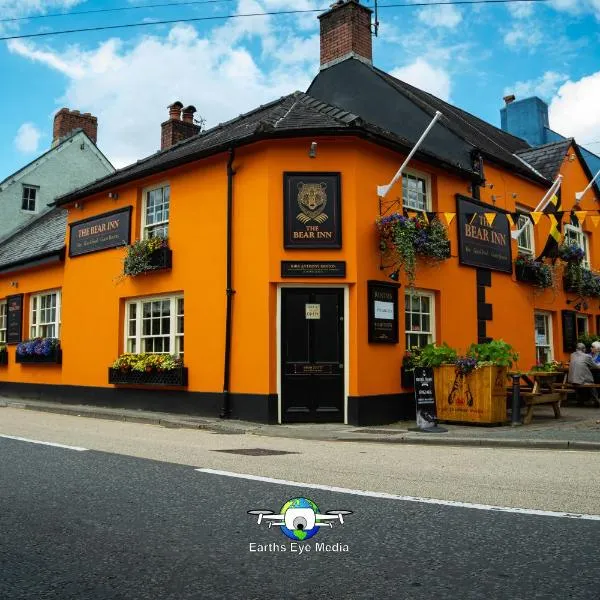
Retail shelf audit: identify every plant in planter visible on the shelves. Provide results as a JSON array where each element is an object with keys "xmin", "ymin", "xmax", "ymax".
[
  {"xmin": 467, "ymin": 339, "xmax": 519, "ymax": 368},
  {"xmin": 123, "ymin": 236, "xmax": 171, "ymax": 276},
  {"xmin": 558, "ymin": 242, "xmax": 585, "ymax": 264},
  {"xmin": 109, "ymin": 352, "xmax": 187, "ymax": 386},
  {"xmin": 0, "ymin": 344, "xmax": 7, "ymax": 365},
  {"xmin": 514, "ymin": 254, "xmax": 553, "ymax": 289},
  {"xmin": 413, "ymin": 342, "xmax": 458, "ymax": 368},
  {"xmin": 401, "ymin": 346, "xmax": 424, "ymax": 388},
  {"xmin": 15, "ymin": 338, "xmax": 61, "ymax": 363},
  {"xmin": 376, "ymin": 213, "xmax": 450, "ymax": 285},
  {"xmin": 563, "ymin": 263, "xmax": 600, "ymax": 297}
]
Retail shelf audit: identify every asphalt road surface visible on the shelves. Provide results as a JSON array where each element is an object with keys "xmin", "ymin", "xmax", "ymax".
[{"xmin": 1, "ymin": 433, "xmax": 598, "ymax": 600}]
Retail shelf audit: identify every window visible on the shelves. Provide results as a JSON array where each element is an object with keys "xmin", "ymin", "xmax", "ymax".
[
  {"xmin": 402, "ymin": 170, "xmax": 431, "ymax": 212},
  {"xmin": 534, "ymin": 312, "xmax": 553, "ymax": 364},
  {"xmin": 126, "ymin": 295, "xmax": 183, "ymax": 356},
  {"xmin": 564, "ymin": 224, "xmax": 590, "ymax": 269},
  {"xmin": 30, "ymin": 291, "xmax": 61, "ymax": 338},
  {"xmin": 143, "ymin": 184, "xmax": 170, "ymax": 239},
  {"xmin": 0, "ymin": 300, "xmax": 6, "ymax": 344},
  {"xmin": 576, "ymin": 315, "xmax": 588, "ymax": 338},
  {"xmin": 405, "ymin": 290, "xmax": 435, "ymax": 349},
  {"xmin": 516, "ymin": 207, "xmax": 534, "ymax": 255},
  {"xmin": 22, "ymin": 185, "xmax": 38, "ymax": 212}
]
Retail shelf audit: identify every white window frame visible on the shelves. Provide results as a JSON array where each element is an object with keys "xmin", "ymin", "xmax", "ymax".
[
  {"xmin": 402, "ymin": 168, "xmax": 432, "ymax": 212},
  {"xmin": 141, "ymin": 182, "xmax": 170, "ymax": 240},
  {"xmin": 534, "ymin": 311, "xmax": 553, "ymax": 364},
  {"xmin": 30, "ymin": 290, "xmax": 61, "ymax": 339},
  {"xmin": 516, "ymin": 205, "xmax": 535, "ymax": 256},
  {"xmin": 564, "ymin": 223, "xmax": 590, "ymax": 270},
  {"xmin": 21, "ymin": 185, "xmax": 39, "ymax": 213},
  {"xmin": 125, "ymin": 294, "xmax": 183, "ymax": 357},
  {"xmin": 0, "ymin": 299, "xmax": 6, "ymax": 344},
  {"xmin": 404, "ymin": 289, "xmax": 436, "ymax": 350}
]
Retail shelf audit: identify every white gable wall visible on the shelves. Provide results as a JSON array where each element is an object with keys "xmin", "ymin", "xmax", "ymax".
[{"xmin": 0, "ymin": 132, "xmax": 114, "ymax": 241}]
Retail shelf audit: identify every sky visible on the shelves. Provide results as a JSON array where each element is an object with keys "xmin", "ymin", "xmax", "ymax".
[{"xmin": 1, "ymin": 0, "xmax": 599, "ymax": 175}]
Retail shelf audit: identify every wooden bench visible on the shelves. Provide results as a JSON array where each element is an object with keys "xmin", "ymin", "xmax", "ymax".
[{"xmin": 508, "ymin": 372, "xmax": 566, "ymax": 425}]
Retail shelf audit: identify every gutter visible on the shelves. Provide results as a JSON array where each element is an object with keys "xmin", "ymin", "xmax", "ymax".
[
  {"xmin": 0, "ymin": 247, "xmax": 65, "ymax": 275},
  {"xmin": 220, "ymin": 148, "xmax": 236, "ymax": 419}
]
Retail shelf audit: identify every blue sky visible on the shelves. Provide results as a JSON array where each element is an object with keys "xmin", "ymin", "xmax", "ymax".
[{"xmin": 1, "ymin": 0, "xmax": 599, "ymax": 175}]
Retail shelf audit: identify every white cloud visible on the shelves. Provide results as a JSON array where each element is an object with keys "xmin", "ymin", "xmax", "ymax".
[
  {"xmin": 507, "ymin": 3, "xmax": 535, "ymax": 18},
  {"xmin": 549, "ymin": 71, "xmax": 600, "ymax": 147},
  {"xmin": 505, "ymin": 71, "xmax": 569, "ymax": 100},
  {"xmin": 0, "ymin": 0, "xmax": 83, "ymax": 34},
  {"xmin": 504, "ymin": 23, "xmax": 543, "ymax": 49},
  {"xmin": 548, "ymin": 0, "xmax": 600, "ymax": 18},
  {"xmin": 14, "ymin": 122, "xmax": 42, "ymax": 153},
  {"xmin": 8, "ymin": 17, "xmax": 317, "ymax": 167},
  {"xmin": 417, "ymin": 4, "xmax": 462, "ymax": 29},
  {"xmin": 391, "ymin": 58, "xmax": 452, "ymax": 101}
]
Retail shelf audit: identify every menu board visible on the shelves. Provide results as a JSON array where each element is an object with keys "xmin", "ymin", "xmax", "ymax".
[
  {"xmin": 6, "ymin": 294, "xmax": 23, "ymax": 344},
  {"xmin": 367, "ymin": 281, "xmax": 399, "ymax": 343}
]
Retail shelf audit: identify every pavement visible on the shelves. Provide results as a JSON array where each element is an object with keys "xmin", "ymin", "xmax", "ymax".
[{"xmin": 1, "ymin": 395, "xmax": 599, "ymax": 450}]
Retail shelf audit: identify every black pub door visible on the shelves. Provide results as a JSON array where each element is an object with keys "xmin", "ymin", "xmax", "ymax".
[{"xmin": 281, "ymin": 288, "xmax": 344, "ymax": 423}]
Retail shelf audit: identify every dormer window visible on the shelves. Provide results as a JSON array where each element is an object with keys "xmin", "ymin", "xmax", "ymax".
[
  {"xmin": 402, "ymin": 169, "xmax": 431, "ymax": 212},
  {"xmin": 22, "ymin": 185, "xmax": 38, "ymax": 212},
  {"xmin": 143, "ymin": 184, "xmax": 170, "ymax": 239}
]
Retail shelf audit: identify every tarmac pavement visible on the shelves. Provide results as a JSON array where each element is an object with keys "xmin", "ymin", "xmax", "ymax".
[{"xmin": 1, "ymin": 395, "xmax": 599, "ymax": 450}]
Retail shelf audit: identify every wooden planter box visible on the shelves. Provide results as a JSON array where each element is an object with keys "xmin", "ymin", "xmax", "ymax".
[
  {"xmin": 108, "ymin": 366, "xmax": 188, "ymax": 387},
  {"xmin": 15, "ymin": 347, "xmax": 62, "ymax": 364},
  {"xmin": 0, "ymin": 351, "xmax": 7, "ymax": 365},
  {"xmin": 434, "ymin": 364, "xmax": 507, "ymax": 424},
  {"xmin": 148, "ymin": 247, "xmax": 172, "ymax": 271}
]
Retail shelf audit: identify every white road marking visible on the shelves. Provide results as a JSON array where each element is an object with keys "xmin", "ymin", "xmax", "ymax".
[
  {"xmin": 0, "ymin": 434, "xmax": 88, "ymax": 451},
  {"xmin": 196, "ymin": 468, "xmax": 600, "ymax": 521}
]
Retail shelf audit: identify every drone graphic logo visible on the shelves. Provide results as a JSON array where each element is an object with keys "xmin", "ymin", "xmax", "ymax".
[{"xmin": 248, "ymin": 497, "xmax": 352, "ymax": 541}]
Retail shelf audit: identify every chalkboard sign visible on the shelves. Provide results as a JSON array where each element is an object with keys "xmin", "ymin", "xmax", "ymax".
[
  {"xmin": 367, "ymin": 281, "xmax": 399, "ymax": 344},
  {"xmin": 562, "ymin": 310, "xmax": 577, "ymax": 352},
  {"xmin": 69, "ymin": 207, "xmax": 132, "ymax": 257},
  {"xmin": 6, "ymin": 294, "xmax": 24, "ymax": 344},
  {"xmin": 413, "ymin": 367, "xmax": 438, "ymax": 428}
]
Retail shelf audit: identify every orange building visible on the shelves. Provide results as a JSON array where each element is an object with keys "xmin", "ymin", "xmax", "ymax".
[{"xmin": 1, "ymin": 0, "xmax": 599, "ymax": 425}]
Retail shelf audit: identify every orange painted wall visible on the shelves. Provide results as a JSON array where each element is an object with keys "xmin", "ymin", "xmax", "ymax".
[{"xmin": 2, "ymin": 135, "xmax": 600, "ymax": 407}]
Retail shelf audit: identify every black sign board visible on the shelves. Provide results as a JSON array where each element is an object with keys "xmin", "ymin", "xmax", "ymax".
[
  {"xmin": 367, "ymin": 280, "xmax": 399, "ymax": 344},
  {"xmin": 281, "ymin": 261, "xmax": 346, "ymax": 278},
  {"xmin": 6, "ymin": 294, "xmax": 24, "ymax": 344},
  {"xmin": 456, "ymin": 195, "xmax": 512, "ymax": 273},
  {"xmin": 69, "ymin": 207, "xmax": 132, "ymax": 257},
  {"xmin": 284, "ymin": 172, "xmax": 342, "ymax": 249},
  {"xmin": 562, "ymin": 310, "xmax": 577, "ymax": 352},
  {"xmin": 413, "ymin": 367, "xmax": 438, "ymax": 428}
]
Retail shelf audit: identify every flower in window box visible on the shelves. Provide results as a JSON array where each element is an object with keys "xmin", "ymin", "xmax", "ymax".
[
  {"xmin": 123, "ymin": 236, "xmax": 170, "ymax": 276},
  {"xmin": 558, "ymin": 242, "xmax": 585, "ymax": 264}
]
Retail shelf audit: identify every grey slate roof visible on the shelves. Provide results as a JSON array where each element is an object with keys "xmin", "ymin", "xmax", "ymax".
[
  {"xmin": 515, "ymin": 139, "xmax": 573, "ymax": 181},
  {"xmin": 0, "ymin": 208, "xmax": 66, "ymax": 272}
]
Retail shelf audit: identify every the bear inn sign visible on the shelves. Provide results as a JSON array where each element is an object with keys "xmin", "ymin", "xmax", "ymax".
[{"xmin": 284, "ymin": 172, "xmax": 342, "ymax": 249}]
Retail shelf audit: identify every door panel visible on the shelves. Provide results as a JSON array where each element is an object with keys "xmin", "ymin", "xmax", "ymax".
[{"xmin": 281, "ymin": 288, "xmax": 344, "ymax": 423}]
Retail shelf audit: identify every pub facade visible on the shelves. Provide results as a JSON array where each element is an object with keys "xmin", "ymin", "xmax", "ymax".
[{"xmin": 1, "ymin": 1, "xmax": 599, "ymax": 425}]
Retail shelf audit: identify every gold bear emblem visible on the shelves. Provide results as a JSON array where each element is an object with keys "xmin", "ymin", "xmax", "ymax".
[{"xmin": 297, "ymin": 182, "xmax": 328, "ymax": 224}]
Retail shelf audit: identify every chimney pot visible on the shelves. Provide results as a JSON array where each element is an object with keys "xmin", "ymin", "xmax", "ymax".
[
  {"xmin": 161, "ymin": 101, "xmax": 200, "ymax": 151},
  {"xmin": 503, "ymin": 94, "xmax": 516, "ymax": 105},
  {"xmin": 168, "ymin": 101, "xmax": 183, "ymax": 121},
  {"xmin": 181, "ymin": 105, "xmax": 197, "ymax": 123}
]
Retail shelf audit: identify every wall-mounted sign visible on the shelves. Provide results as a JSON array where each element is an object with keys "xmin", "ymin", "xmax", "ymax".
[
  {"xmin": 305, "ymin": 304, "xmax": 321, "ymax": 319},
  {"xmin": 284, "ymin": 172, "xmax": 342, "ymax": 249},
  {"xmin": 368, "ymin": 280, "xmax": 399, "ymax": 344},
  {"xmin": 281, "ymin": 261, "xmax": 346, "ymax": 278},
  {"xmin": 69, "ymin": 206, "xmax": 132, "ymax": 257},
  {"xmin": 562, "ymin": 310, "xmax": 577, "ymax": 352},
  {"xmin": 456, "ymin": 195, "xmax": 512, "ymax": 273},
  {"xmin": 6, "ymin": 294, "xmax": 23, "ymax": 344}
]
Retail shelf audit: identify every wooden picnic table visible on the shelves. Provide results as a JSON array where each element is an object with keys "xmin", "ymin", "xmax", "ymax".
[{"xmin": 506, "ymin": 371, "xmax": 567, "ymax": 425}]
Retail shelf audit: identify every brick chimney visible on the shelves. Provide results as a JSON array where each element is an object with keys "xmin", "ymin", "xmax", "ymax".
[
  {"xmin": 161, "ymin": 101, "xmax": 200, "ymax": 151},
  {"xmin": 52, "ymin": 108, "xmax": 98, "ymax": 146},
  {"xmin": 318, "ymin": 0, "xmax": 373, "ymax": 70}
]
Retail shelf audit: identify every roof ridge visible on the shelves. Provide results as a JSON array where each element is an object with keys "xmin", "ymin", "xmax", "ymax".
[{"xmin": 516, "ymin": 139, "xmax": 573, "ymax": 154}]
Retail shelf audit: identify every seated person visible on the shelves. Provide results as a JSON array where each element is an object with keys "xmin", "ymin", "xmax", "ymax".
[
  {"xmin": 568, "ymin": 343, "xmax": 600, "ymax": 407},
  {"xmin": 591, "ymin": 341, "xmax": 600, "ymax": 364}
]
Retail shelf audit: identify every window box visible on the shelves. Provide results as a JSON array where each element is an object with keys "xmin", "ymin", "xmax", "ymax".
[
  {"xmin": 0, "ymin": 349, "xmax": 7, "ymax": 365},
  {"xmin": 15, "ymin": 339, "xmax": 62, "ymax": 364},
  {"xmin": 123, "ymin": 238, "xmax": 171, "ymax": 276},
  {"xmin": 515, "ymin": 263, "xmax": 538, "ymax": 284},
  {"xmin": 108, "ymin": 366, "xmax": 188, "ymax": 386},
  {"xmin": 148, "ymin": 246, "xmax": 172, "ymax": 271},
  {"xmin": 563, "ymin": 267, "xmax": 600, "ymax": 297}
]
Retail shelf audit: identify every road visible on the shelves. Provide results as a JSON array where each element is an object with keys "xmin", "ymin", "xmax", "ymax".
[{"xmin": 1, "ymin": 407, "xmax": 599, "ymax": 599}]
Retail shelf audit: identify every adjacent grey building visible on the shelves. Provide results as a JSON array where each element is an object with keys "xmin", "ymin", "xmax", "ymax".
[{"xmin": 0, "ymin": 109, "xmax": 114, "ymax": 242}]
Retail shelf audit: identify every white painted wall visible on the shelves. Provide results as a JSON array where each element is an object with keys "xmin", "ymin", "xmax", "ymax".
[{"xmin": 0, "ymin": 132, "xmax": 114, "ymax": 241}]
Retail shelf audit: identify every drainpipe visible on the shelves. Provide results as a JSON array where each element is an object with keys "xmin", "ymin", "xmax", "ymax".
[{"xmin": 220, "ymin": 147, "xmax": 236, "ymax": 418}]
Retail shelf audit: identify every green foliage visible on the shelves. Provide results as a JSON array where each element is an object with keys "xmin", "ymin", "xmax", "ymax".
[
  {"xmin": 577, "ymin": 333, "xmax": 600, "ymax": 351},
  {"xmin": 412, "ymin": 343, "xmax": 458, "ymax": 367},
  {"xmin": 467, "ymin": 339, "xmax": 519, "ymax": 368},
  {"xmin": 112, "ymin": 352, "xmax": 182, "ymax": 372},
  {"xmin": 564, "ymin": 263, "xmax": 600, "ymax": 297},
  {"xmin": 514, "ymin": 254, "xmax": 553, "ymax": 289},
  {"xmin": 531, "ymin": 360, "xmax": 564, "ymax": 372},
  {"xmin": 123, "ymin": 236, "xmax": 168, "ymax": 276}
]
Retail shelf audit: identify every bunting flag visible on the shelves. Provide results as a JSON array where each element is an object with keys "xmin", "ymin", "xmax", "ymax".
[
  {"xmin": 590, "ymin": 216, "xmax": 600, "ymax": 228},
  {"xmin": 537, "ymin": 191, "xmax": 562, "ymax": 261},
  {"xmin": 484, "ymin": 213, "xmax": 497, "ymax": 227},
  {"xmin": 443, "ymin": 212, "xmax": 456, "ymax": 226},
  {"xmin": 506, "ymin": 214, "xmax": 515, "ymax": 228},
  {"xmin": 574, "ymin": 211, "xmax": 587, "ymax": 226},
  {"xmin": 530, "ymin": 212, "xmax": 543, "ymax": 225}
]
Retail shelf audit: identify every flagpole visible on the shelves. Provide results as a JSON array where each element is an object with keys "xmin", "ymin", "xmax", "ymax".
[
  {"xmin": 575, "ymin": 168, "xmax": 600, "ymax": 203},
  {"xmin": 377, "ymin": 111, "xmax": 442, "ymax": 199}
]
